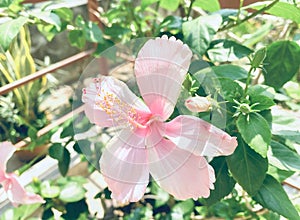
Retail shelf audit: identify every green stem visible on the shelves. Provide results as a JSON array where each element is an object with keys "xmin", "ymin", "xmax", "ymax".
[
  {"xmin": 243, "ymin": 67, "xmax": 254, "ymax": 98},
  {"xmin": 236, "ymin": 0, "xmax": 245, "ymax": 22},
  {"xmin": 151, "ymin": 1, "xmax": 160, "ymax": 34},
  {"xmin": 219, "ymin": 0, "xmax": 280, "ymax": 31},
  {"xmin": 186, "ymin": 0, "xmax": 195, "ymax": 20},
  {"xmin": 17, "ymin": 151, "xmax": 45, "ymax": 175}
]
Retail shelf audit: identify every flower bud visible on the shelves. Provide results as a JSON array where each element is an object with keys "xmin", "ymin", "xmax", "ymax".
[{"xmin": 185, "ymin": 96, "xmax": 211, "ymax": 112}]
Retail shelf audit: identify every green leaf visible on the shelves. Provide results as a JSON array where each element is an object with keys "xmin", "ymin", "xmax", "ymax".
[
  {"xmin": 269, "ymin": 141, "xmax": 300, "ymax": 171},
  {"xmin": 40, "ymin": 181, "xmax": 60, "ymax": 198},
  {"xmin": 272, "ymin": 130, "xmax": 300, "ymax": 144},
  {"xmin": 237, "ymin": 113, "xmax": 271, "ymax": 157},
  {"xmin": 263, "ymin": 40, "xmax": 300, "ymax": 89},
  {"xmin": 53, "ymin": 7, "xmax": 73, "ymax": 22},
  {"xmin": 267, "ymin": 165, "xmax": 294, "ymax": 182},
  {"xmin": 48, "ymin": 143, "xmax": 70, "ymax": 176},
  {"xmin": 160, "ymin": 0, "xmax": 180, "ymax": 11},
  {"xmin": 59, "ymin": 182, "xmax": 86, "ymax": 203},
  {"xmin": 205, "ymin": 157, "xmax": 236, "ymax": 205},
  {"xmin": 159, "ymin": 15, "xmax": 182, "ymax": 33},
  {"xmin": 183, "ymin": 14, "xmax": 222, "ymax": 57},
  {"xmin": 253, "ymin": 175, "xmax": 300, "ymax": 220},
  {"xmin": 0, "ymin": 16, "xmax": 27, "ymax": 51},
  {"xmin": 94, "ymin": 39, "xmax": 117, "ymax": 61},
  {"xmin": 68, "ymin": 30, "xmax": 86, "ymax": 49},
  {"xmin": 248, "ymin": 85, "xmax": 275, "ymax": 111},
  {"xmin": 84, "ymin": 22, "xmax": 103, "ymax": 43},
  {"xmin": 219, "ymin": 78, "xmax": 244, "ymax": 102},
  {"xmin": 151, "ymin": 182, "xmax": 170, "ymax": 208},
  {"xmin": 31, "ymin": 11, "xmax": 62, "ymax": 31},
  {"xmin": 193, "ymin": 0, "xmax": 220, "ymax": 12},
  {"xmin": 0, "ymin": 204, "xmax": 41, "ymax": 220},
  {"xmin": 0, "ymin": 0, "xmax": 14, "ymax": 7},
  {"xmin": 211, "ymin": 64, "xmax": 248, "ymax": 80},
  {"xmin": 141, "ymin": 0, "xmax": 159, "ymax": 10},
  {"xmin": 171, "ymin": 200, "xmax": 194, "ymax": 219},
  {"xmin": 226, "ymin": 138, "xmax": 268, "ymax": 195},
  {"xmin": 104, "ymin": 24, "xmax": 130, "ymax": 39},
  {"xmin": 246, "ymin": 1, "xmax": 300, "ymax": 23},
  {"xmin": 37, "ymin": 24, "xmax": 58, "ymax": 41},
  {"xmin": 207, "ymin": 39, "xmax": 253, "ymax": 62},
  {"xmin": 243, "ymin": 23, "xmax": 273, "ymax": 47}
]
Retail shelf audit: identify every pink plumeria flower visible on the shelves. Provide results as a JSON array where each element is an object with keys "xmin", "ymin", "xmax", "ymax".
[
  {"xmin": 82, "ymin": 35, "xmax": 238, "ymax": 203},
  {"xmin": 185, "ymin": 95, "xmax": 211, "ymax": 113},
  {"xmin": 0, "ymin": 142, "xmax": 45, "ymax": 206}
]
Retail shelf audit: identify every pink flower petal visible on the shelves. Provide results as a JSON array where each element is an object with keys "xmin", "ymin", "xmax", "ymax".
[
  {"xmin": 135, "ymin": 36, "xmax": 192, "ymax": 120},
  {"xmin": 0, "ymin": 142, "xmax": 16, "ymax": 173},
  {"xmin": 82, "ymin": 77, "xmax": 151, "ymax": 128},
  {"xmin": 3, "ymin": 173, "xmax": 45, "ymax": 207},
  {"xmin": 100, "ymin": 129, "xmax": 149, "ymax": 203},
  {"xmin": 148, "ymin": 139, "xmax": 215, "ymax": 199},
  {"xmin": 164, "ymin": 115, "xmax": 238, "ymax": 157}
]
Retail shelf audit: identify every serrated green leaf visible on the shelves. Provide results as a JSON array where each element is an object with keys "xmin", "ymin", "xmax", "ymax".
[
  {"xmin": 207, "ymin": 39, "xmax": 253, "ymax": 62},
  {"xmin": 193, "ymin": 0, "xmax": 220, "ymax": 12},
  {"xmin": 253, "ymin": 175, "xmax": 300, "ymax": 220},
  {"xmin": 0, "ymin": 17, "xmax": 27, "ymax": 51},
  {"xmin": 183, "ymin": 14, "xmax": 222, "ymax": 57},
  {"xmin": 263, "ymin": 40, "xmax": 300, "ymax": 89},
  {"xmin": 237, "ymin": 113, "xmax": 271, "ymax": 157},
  {"xmin": 269, "ymin": 140, "xmax": 300, "ymax": 171},
  {"xmin": 205, "ymin": 157, "xmax": 236, "ymax": 205},
  {"xmin": 226, "ymin": 138, "xmax": 268, "ymax": 195}
]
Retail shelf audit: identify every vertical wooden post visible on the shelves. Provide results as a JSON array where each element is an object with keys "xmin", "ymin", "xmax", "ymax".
[{"xmin": 87, "ymin": 0, "xmax": 109, "ymax": 75}]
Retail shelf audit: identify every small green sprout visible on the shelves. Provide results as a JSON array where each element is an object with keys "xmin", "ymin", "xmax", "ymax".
[
  {"xmin": 248, "ymin": 47, "xmax": 267, "ymax": 72},
  {"xmin": 233, "ymin": 98, "xmax": 260, "ymax": 121}
]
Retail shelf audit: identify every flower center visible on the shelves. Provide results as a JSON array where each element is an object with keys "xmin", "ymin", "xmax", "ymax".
[{"xmin": 84, "ymin": 78, "xmax": 146, "ymax": 129}]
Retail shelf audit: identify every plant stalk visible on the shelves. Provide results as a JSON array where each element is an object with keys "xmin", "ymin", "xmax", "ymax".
[
  {"xmin": 219, "ymin": 0, "xmax": 280, "ymax": 31},
  {"xmin": 243, "ymin": 67, "xmax": 254, "ymax": 98}
]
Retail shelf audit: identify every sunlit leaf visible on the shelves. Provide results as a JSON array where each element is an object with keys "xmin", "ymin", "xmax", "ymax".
[
  {"xmin": 237, "ymin": 113, "xmax": 271, "ymax": 157},
  {"xmin": 245, "ymin": 1, "xmax": 300, "ymax": 23},
  {"xmin": 183, "ymin": 14, "xmax": 222, "ymax": 57},
  {"xmin": 0, "ymin": 17, "xmax": 27, "ymax": 51},
  {"xmin": 193, "ymin": 0, "xmax": 220, "ymax": 12}
]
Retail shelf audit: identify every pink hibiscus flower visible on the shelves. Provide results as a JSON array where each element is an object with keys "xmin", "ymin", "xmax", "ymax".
[
  {"xmin": 0, "ymin": 142, "xmax": 45, "ymax": 206},
  {"xmin": 82, "ymin": 35, "xmax": 238, "ymax": 203}
]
